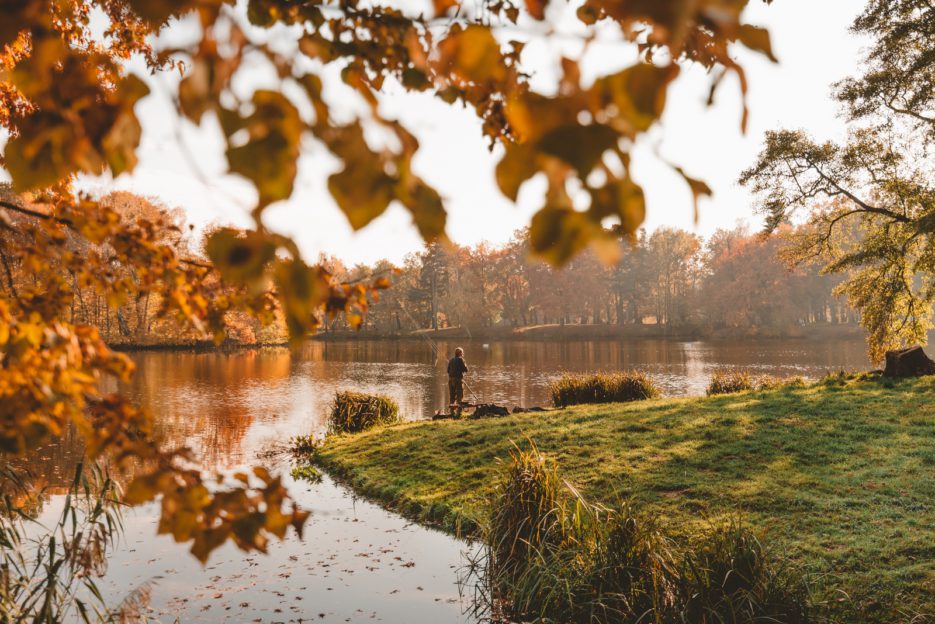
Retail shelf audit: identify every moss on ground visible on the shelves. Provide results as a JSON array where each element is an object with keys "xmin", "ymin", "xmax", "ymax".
[{"xmin": 316, "ymin": 375, "xmax": 935, "ymax": 622}]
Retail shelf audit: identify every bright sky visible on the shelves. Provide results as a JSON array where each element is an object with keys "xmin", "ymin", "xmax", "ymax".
[{"xmin": 83, "ymin": 0, "xmax": 868, "ymax": 266}]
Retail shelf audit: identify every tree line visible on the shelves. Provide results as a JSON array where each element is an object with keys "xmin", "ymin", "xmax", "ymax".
[
  {"xmin": 322, "ymin": 225, "xmax": 857, "ymax": 337},
  {"xmin": 1, "ymin": 185, "xmax": 858, "ymax": 346}
]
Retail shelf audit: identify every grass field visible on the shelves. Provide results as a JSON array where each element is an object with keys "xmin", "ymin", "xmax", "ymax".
[{"xmin": 315, "ymin": 375, "xmax": 935, "ymax": 622}]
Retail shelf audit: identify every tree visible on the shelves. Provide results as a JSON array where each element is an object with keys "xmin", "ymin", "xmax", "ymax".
[
  {"xmin": 646, "ymin": 227, "xmax": 701, "ymax": 326},
  {"xmin": 1, "ymin": 0, "xmax": 779, "ymax": 574},
  {"xmin": 741, "ymin": 0, "xmax": 933, "ymax": 361}
]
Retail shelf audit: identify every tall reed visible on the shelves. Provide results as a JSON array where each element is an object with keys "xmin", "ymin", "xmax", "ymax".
[
  {"xmin": 706, "ymin": 370, "xmax": 805, "ymax": 396},
  {"xmin": 467, "ymin": 443, "xmax": 812, "ymax": 624},
  {"xmin": 328, "ymin": 391, "xmax": 399, "ymax": 433},
  {"xmin": 549, "ymin": 371, "xmax": 660, "ymax": 407},
  {"xmin": 0, "ymin": 462, "xmax": 145, "ymax": 621}
]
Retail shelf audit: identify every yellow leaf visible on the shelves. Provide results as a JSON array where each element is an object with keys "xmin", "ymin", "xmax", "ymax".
[
  {"xmin": 538, "ymin": 124, "xmax": 618, "ymax": 176},
  {"xmin": 205, "ymin": 229, "xmax": 276, "ymax": 286},
  {"xmin": 529, "ymin": 207, "xmax": 596, "ymax": 266},
  {"xmin": 226, "ymin": 91, "xmax": 302, "ymax": 208},
  {"xmin": 436, "ymin": 25, "xmax": 507, "ymax": 84},
  {"xmin": 325, "ymin": 124, "xmax": 396, "ymax": 230},
  {"xmin": 396, "ymin": 177, "xmax": 447, "ymax": 241},
  {"xmin": 591, "ymin": 64, "xmax": 679, "ymax": 133},
  {"xmin": 496, "ymin": 144, "xmax": 538, "ymax": 201},
  {"xmin": 4, "ymin": 113, "xmax": 79, "ymax": 191},
  {"xmin": 738, "ymin": 24, "xmax": 778, "ymax": 63}
]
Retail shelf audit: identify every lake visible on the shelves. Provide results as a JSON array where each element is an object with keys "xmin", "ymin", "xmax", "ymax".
[{"xmin": 29, "ymin": 338, "xmax": 871, "ymax": 622}]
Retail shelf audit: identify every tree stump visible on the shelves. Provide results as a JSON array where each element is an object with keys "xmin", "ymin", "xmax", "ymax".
[{"xmin": 883, "ymin": 346, "xmax": 935, "ymax": 377}]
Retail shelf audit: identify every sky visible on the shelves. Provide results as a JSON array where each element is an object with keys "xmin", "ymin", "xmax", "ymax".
[{"xmin": 80, "ymin": 0, "xmax": 869, "ymax": 266}]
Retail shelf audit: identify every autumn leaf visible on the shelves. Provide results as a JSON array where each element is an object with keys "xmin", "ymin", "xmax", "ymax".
[
  {"xmin": 397, "ymin": 176, "xmax": 447, "ymax": 241},
  {"xmin": 591, "ymin": 64, "xmax": 679, "ymax": 133},
  {"xmin": 102, "ymin": 75, "xmax": 150, "ymax": 176},
  {"xmin": 589, "ymin": 176, "xmax": 646, "ymax": 238},
  {"xmin": 738, "ymin": 25, "xmax": 778, "ymax": 62},
  {"xmin": 127, "ymin": 0, "xmax": 191, "ymax": 26},
  {"xmin": 538, "ymin": 124, "xmax": 618, "ymax": 176},
  {"xmin": 325, "ymin": 123, "xmax": 397, "ymax": 229},
  {"xmin": 496, "ymin": 143, "xmax": 539, "ymax": 201},
  {"xmin": 273, "ymin": 259, "xmax": 329, "ymax": 340},
  {"xmin": 529, "ymin": 207, "xmax": 598, "ymax": 266},
  {"xmin": 4, "ymin": 112, "xmax": 79, "ymax": 191},
  {"xmin": 205, "ymin": 228, "xmax": 276, "ymax": 286},
  {"xmin": 436, "ymin": 25, "xmax": 507, "ymax": 84},
  {"xmin": 674, "ymin": 166, "xmax": 712, "ymax": 223},
  {"xmin": 225, "ymin": 91, "xmax": 303, "ymax": 208},
  {"xmin": 525, "ymin": 0, "xmax": 548, "ymax": 20},
  {"xmin": 433, "ymin": 0, "xmax": 459, "ymax": 16}
]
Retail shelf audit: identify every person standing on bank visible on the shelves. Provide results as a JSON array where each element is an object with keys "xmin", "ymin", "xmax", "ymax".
[{"xmin": 447, "ymin": 347, "xmax": 468, "ymax": 407}]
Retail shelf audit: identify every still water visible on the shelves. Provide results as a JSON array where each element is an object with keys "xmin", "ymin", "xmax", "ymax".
[{"xmin": 31, "ymin": 338, "xmax": 870, "ymax": 622}]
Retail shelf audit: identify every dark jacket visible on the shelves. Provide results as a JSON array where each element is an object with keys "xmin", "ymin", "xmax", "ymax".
[{"xmin": 447, "ymin": 356, "xmax": 468, "ymax": 379}]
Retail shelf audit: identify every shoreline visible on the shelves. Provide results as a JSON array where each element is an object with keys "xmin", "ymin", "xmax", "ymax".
[{"xmin": 313, "ymin": 323, "xmax": 868, "ymax": 342}]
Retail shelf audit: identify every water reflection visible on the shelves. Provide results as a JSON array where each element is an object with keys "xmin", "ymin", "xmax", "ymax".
[{"xmin": 31, "ymin": 338, "xmax": 870, "ymax": 622}]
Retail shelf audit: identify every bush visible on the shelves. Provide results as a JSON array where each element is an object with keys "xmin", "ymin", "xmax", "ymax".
[
  {"xmin": 328, "ymin": 391, "xmax": 399, "ymax": 434},
  {"xmin": 549, "ymin": 371, "xmax": 660, "ymax": 407},
  {"xmin": 467, "ymin": 445, "xmax": 812, "ymax": 624}
]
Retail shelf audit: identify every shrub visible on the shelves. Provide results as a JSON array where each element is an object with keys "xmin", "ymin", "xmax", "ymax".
[
  {"xmin": 328, "ymin": 391, "xmax": 399, "ymax": 434},
  {"xmin": 549, "ymin": 371, "xmax": 660, "ymax": 407}
]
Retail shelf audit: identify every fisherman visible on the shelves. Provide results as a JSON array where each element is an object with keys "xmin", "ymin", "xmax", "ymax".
[{"xmin": 447, "ymin": 347, "xmax": 469, "ymax": 407}]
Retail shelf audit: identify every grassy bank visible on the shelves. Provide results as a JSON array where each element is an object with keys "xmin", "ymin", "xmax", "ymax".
[{"xmin": 316, "ymin": 375, "xmax": 935, "ymax": 622}]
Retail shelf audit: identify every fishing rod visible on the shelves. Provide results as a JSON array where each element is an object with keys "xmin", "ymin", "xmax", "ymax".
[{"xmin": 462, "ymin": 377, "xmax": 481, "ymax": 405}]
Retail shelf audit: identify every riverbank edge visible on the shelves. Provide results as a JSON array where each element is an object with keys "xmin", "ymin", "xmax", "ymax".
[
  {"xmin": 313, "ymin": 323, "xmax": 868, "ymax": 342},
  {"xmin": 314, "ymin": 445, "xmax": 484, "ymax": 538},
  {"xmin": 313, "ymin": 376, "xmax": 935, "ymax": 623},
  {"xmin": 108, "ymin": 340, "xmax": 289, "ymax": 353}
]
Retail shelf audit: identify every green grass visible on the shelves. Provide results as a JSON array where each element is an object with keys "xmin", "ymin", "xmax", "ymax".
[{"xmin": 316, "ymin": 375, "xmax": 935, "ymax": 622}]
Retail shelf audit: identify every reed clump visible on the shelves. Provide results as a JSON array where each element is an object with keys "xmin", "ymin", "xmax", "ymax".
[
  {"xmin": 706, "ymin": 370, "xmax": 806, "ymax": 396},
  {"xmin": 328, "ymin": 391, "xmax": 399, "ymax": 434},
  {"xmin": 549, "ymin": 371, "xmax": 660, "ymax": 407},
  {"xmin": 469, "ymin": 444, "xmax": 811, "ymax": 624},
  {"xmin": 677, "ymin": 520, "xmax": 810, "ymax": 623}
]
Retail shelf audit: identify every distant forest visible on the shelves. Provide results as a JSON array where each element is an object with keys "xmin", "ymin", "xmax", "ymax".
[{"xmin": 322, "ymin": 225, "xmax": 859, "ymax": 338}]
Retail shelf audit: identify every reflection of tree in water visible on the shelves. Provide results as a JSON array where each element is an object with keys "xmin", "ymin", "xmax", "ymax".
[
  {"xmin": 116, "ymin": 350, "xmax": 295, "ymax": 470},
  {"xmin": 2, "ymin": 425, "xmax": 86, "ymax": 516}
]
